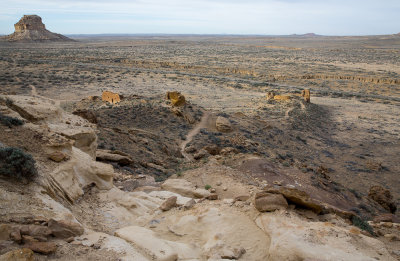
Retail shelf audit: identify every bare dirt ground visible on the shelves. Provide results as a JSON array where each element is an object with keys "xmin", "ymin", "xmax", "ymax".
[{"xmin": 0, "ymin": 34, "xmax": 399, "ymax": 209}]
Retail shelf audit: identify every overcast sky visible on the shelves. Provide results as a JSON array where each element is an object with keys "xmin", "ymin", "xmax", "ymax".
[{"xmin": 0, "ymin": 0, "xmax": 399, "ymax": 35}]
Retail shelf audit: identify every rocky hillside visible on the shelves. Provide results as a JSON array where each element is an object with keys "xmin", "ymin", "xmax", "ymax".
[
  {"xmin": 1, "ymin": 15, "xmax": 74, "ymax": 42},
  {"xmin": 0, "ymin": 94, "xmax": 399, "ymax": 260}
]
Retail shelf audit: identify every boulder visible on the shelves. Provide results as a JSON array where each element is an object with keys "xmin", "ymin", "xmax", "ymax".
[
  {"xmin": 3, "ymin": 95, "xmax": 61, "ymax": 122},
  {"xmin": 254, "ymin": 192, "xmax": 288, "ymax": 212},
  {"xmin": 265, "ymin": 187, "xmax": 323, "ymax": 214},
  {"xmin": 160, "ymin": 196, "xmax": 177, "ymax": 211},
  {"xmin": 215, "ymin": 116, "xmax": 232, "ymax": 132},
  {"xmin": 19, "ymin": 225, "xmax": 52, "ymax": 240},
  {"xmin": 96, "ymin": 149, "xmax": 133, "ymax": 165},
  {"xmin": 48, "ymin": 218, "xmax": 84, "ymax": 238},
  {"xmin": 166, "ymin": 91, "xmax": 186, "ymax": 107},
  {"xmin": 368, "ymin": 185, "xmax": 397, "ymax": 213},
  {"xmin": 46, "ymin": 147, "xmax": 114, "ymax": 202},
  {"xmin": 161, "ymin": 179, "xmax": 211, "ymax": 198},
  {"xmin": 0, "ymin": 248, "xmax": 34, "ymax": 261},
  {"xmin": 24, "ymin": 241, "xmax": 57, "ymax": 255}
]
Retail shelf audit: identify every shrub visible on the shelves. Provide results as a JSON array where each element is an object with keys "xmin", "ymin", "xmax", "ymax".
[
  {"xmin": 0, "ymin": 147, "xmax": 37, "ymax": 181},
  {"xmin": 205, "ymin": 184, "xmax": 212, "ymax": 190},
  {"xmin": 351, "ymin": 216, "xmax": 375, "ymax": 236},
  {"xmin": 0, "ymin": 113, "xmax": 24, "ymax": 127}
]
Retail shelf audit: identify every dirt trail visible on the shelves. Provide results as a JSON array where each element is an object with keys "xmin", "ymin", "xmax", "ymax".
[{"xmin": 181, "ymin": 111, "xmax": 211, "ymax": 161}]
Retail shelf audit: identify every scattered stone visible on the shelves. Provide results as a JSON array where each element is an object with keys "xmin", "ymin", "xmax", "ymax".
[
  {"xmin": 10, "ymin": 227, "xmax": 22, "ymax": 243},
  {"xmin": 203, "ymin": 144, "xmax": 221, "ymax": 155},
  {"xmin": 166, "ymin": 91, "xmax": 186, "ymax": 106},
  {"xmin": 96, "ymin": 149, "xmax": 133, "ymax": 165},
  {"xmin": 102, "ymin": 91, "xmax": 121, "ymax": 104},
  {"xmin": 220, "ymin": 147, "xmax": 238, "ymax": 155},
  {"xmin": 160, "ymin": 196, "xmax": 177, "ymax": 211},
  {"xmin": 221, "ymin": 247, "xmax": 246, "ymax": 259},
  {"xmin": 65, "ymin": 237, "xmax": 74, "ymax": 243},
  {"xmin": 216, "ymin": 182, "xmax": 222, "ymax": 186},
  {"xmin": 161, "ymin": 179, "xmax": 211, "ymax": 198},
  {"xmin": 384, "ymin": 234, "xmax": 399, "ymax": 241},
  {"xmin": 48, "ymin": 218, "xmax": 84, "ymax": 238},
  {"xmin": 24, "ymin": 241, "xmax": 57, "ymax": 255},
  {"xmin": 373, "ymin": 213, "xmax": 399, "ymax": 223},
  {"xmin": 235, "ymin": 195, "xmax": 250, "ymax": 202},
  {"xmin": 0, "ymin": 248, "xmax": 34, "ymax": 261},
  {"xmin": 0, "ymin": 224, "xmax": 11, "ymax": 240},
  {"xmin": 19, "ymin": 225, "xmax": 52, "ymax": 240},
  {"xmin": 368, "ymin": 185, "xmax": 397, "ymax": 213},
  {"xmin": 215, "ymin": 116, "xmax": 232, "ymax": 132},
  {"xmin": 48, "ymin": 151, "xmax": 68, "ymax": 162},
  {"xmin": 206, "ymin": 194, "xmax": 219, "ymax": 200},
  {"xmin": 254, "ymin": 192, "xmax": 288, "ymax": 212},
  {"xmin": 184, "ymin": 199, "xmax": 196, "ymax": 210},
  {"xmin": 210, "ymin": 188, "xmax": 216, "ymax": 193},
  {"xmin": 193, "ymin": 149, "xmax": 209, "ymax": 160}
]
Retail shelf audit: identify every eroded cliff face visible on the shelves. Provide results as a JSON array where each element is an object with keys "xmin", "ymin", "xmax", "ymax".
[
  {"xmin": 14, "ymin": 15, "xmax": 46, "ymax": 32},
  {"xmin": 3, "ymin": 15, "xmax": 74, "ymax": 42}
]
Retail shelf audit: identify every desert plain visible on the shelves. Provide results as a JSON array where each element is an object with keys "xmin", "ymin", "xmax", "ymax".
[{"xmin": 0, "ymin": 33, "xmax": 400, "ymax": 260}]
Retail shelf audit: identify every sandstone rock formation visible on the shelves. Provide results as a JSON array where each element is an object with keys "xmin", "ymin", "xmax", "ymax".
[
  {"xmin": 215, "ymin": 116, "xmax": 232, "ymax": 132},
  {"xmin": 301, "ymin": 89, "xmax": 311, "ymax": 103},
  {"xmin": 3, "ymin": 15, "xmax": 73, "ymax": 42},
  {"xmin": 368, "ymin": 185, "xmax": 397, "ymax": 213},
  {"xmin": 273, "ymin": 95, "xmax": 291, "ymax": 101},
  {"xmin": 254, "ymin": 192, "xmax": 288, "ymax": 212},
  {"xmin": 166, "ymin": 91, "xmax": 186, "ymax": 106},
  {"xmin": 102, "ymin": 91, "xmax": 121, "ymax": 104}
]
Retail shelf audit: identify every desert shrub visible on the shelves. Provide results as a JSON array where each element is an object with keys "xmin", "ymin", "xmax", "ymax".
[
  {"xmin": 0, "ymin": 147, "xmax": 37, "ymax": 181},
  {"xmin": 351, "ymin": 216, "xmax": 375, "ymax": 236},
  {"xmin": 0, "ymin": 113, "xmax": 24, "ymax": 127},
  {"xmin": 205, "ymin": 184, "xmax": 212, "ymax": 190}
]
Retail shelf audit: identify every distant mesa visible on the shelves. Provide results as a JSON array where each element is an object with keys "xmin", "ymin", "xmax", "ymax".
[
  {"xmin": 291, "ymin": 33, "xmax": 321, "ymax": 37},
  {"xmin": 1, "ymin": 15, "xmax": 74, "ymax": 42}
]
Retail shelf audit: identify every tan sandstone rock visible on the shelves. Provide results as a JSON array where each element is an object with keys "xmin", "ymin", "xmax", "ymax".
[
  {"xmin": 96, "ymin": 149, "xmax": 133, "ymax": 165},
  {"xmin": 301, "ymin": 89, "xmax": 311, "ymax": 103},
  {"xmin": 166, "ymin": 91, "xmax": 186, "ymax": 106},
  {"xmin": 161, "ymin": 179, "xmax": 211, "ymax": 198},
  {"xmin": 256, "ymin": 212, "xmax": 395, "ymax": 261},
  {"xmin": 48, "ymin": 218, "xmax": 84, "ymax": 238},
  {"xmin": 215, "ymin": 116, "xmax": 232, "ymax": 132},
  {"xmin": 0, "ymin": 248, "xmax": 34, "ymax": 261},
  {"xmin": 254, "ymin": 192, "xmax": 288, "ymax": 212},
  {"xmin": 102, "ymin": 91, "xmax": 121, "ymax": 104},
  {"xmin": 368, "ymin": 185, "xmax": 397, "ymax": 213},
  {"xmin": 160, "ymin": 196, "xmax": 177, "ymax": 211}
]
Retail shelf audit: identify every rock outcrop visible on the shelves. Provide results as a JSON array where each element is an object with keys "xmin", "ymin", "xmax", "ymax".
[
  {"xmin": 3, "ymin": 15, "xmax": 74, "ymax": 42},
  {"xmin": 102, "ymin": 91, "xmax": 121, "ymax": 104},
  {"xmin": 166, "ymin": 91, "xmax": 186, "ymax": 106}
]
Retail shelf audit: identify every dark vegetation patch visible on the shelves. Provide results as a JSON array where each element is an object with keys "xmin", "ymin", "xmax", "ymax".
[{"xmin": 0, "ymin": 147, "xmax": 37, "ymax": 181}]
